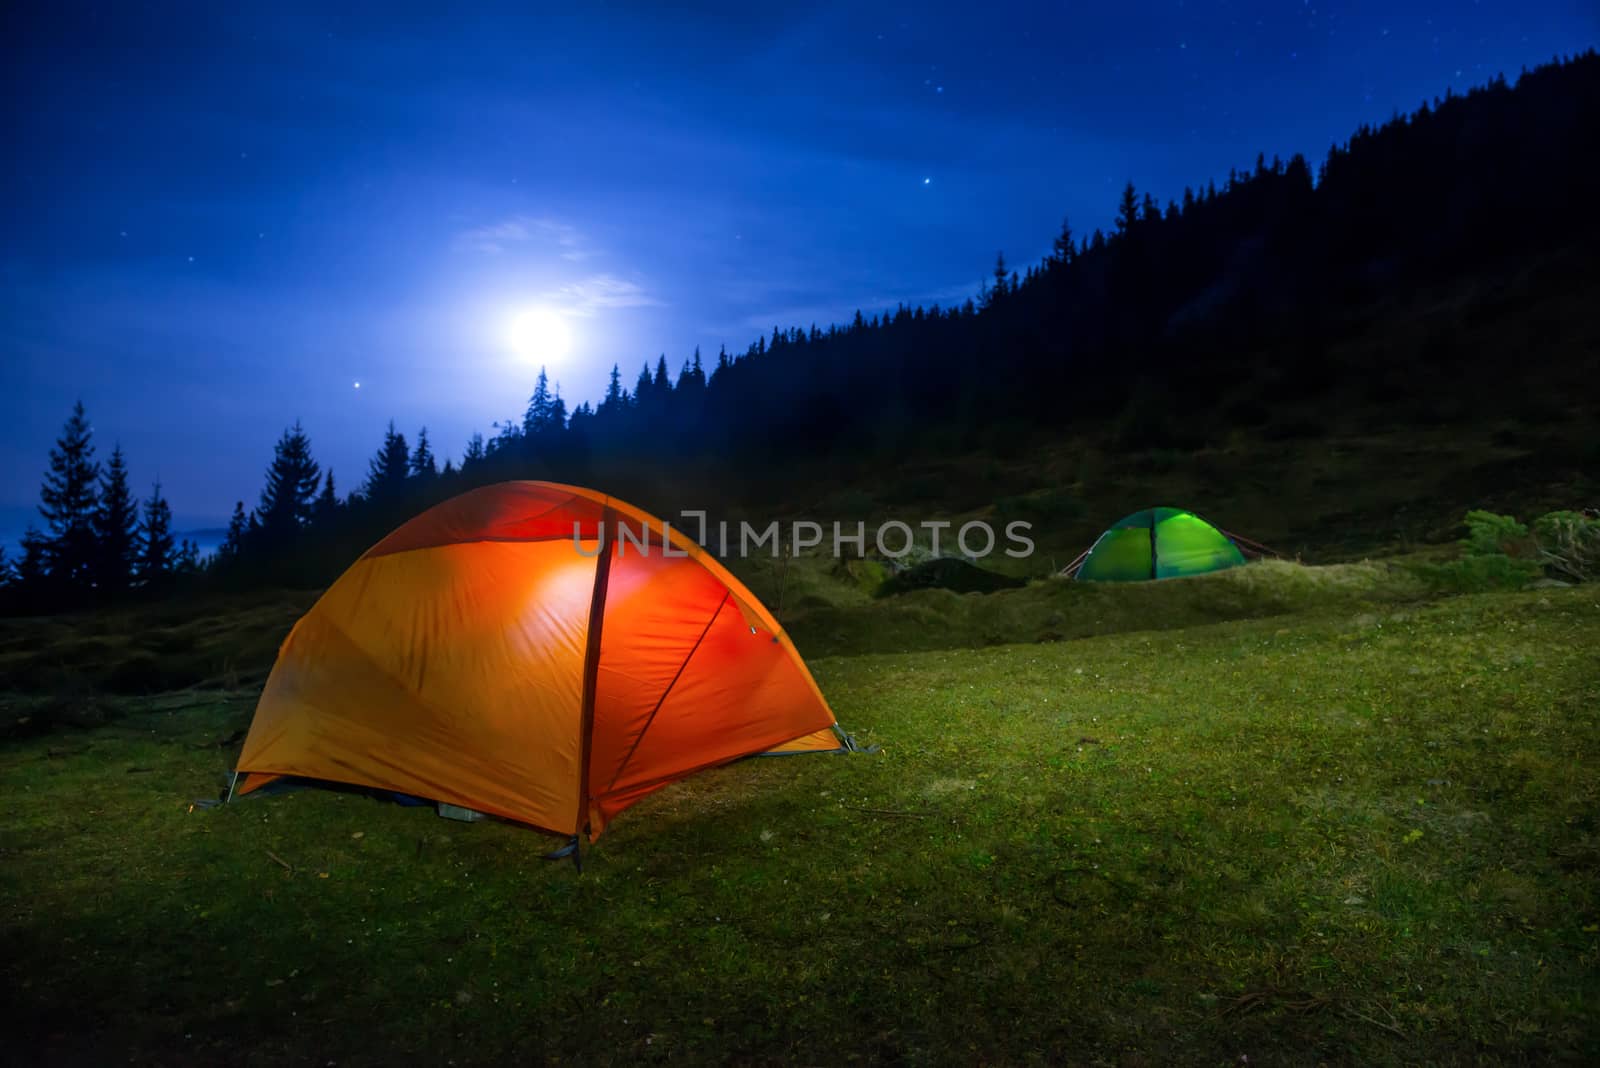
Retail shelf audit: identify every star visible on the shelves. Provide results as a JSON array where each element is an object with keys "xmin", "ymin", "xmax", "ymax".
[{"xmin": 353, "ymin": 381, "xmax": 361, "ymax": 390}]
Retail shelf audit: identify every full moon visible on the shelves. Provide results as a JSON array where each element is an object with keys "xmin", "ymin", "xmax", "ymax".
[{"xmin": 505, "ymin": 306, "xmax": 572, "ymax": 364}]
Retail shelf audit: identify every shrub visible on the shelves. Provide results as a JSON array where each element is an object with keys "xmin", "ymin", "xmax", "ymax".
[
  {"xmin": 1412, "ymin": 553, "xmax": 1542, "ymax": 593},
  {"xmin": 1533, "ymin": 510, "xmax": 1600, "ymax": 583},
  {"xmin": 1462, "ymin": 510, "xmax": 1536, "ymax": 558},
  {"xmin": 1408, "ymin": 510, "xmax": 1544, "ymax": 592}
]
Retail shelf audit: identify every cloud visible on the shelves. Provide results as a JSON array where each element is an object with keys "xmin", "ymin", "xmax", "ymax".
[
  {"xmin": 455, "ymin": 215, "xmax": 589, "ymax": 259},
  {"xmin": 547, "ymin": 274, "xmax": 665, "ymax": 316}
]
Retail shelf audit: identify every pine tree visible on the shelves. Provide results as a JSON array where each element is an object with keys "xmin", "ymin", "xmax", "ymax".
[
  {"xmin": 38, "ymin": 400, "xmax": 100, "ymax": 589},
  {"xmin": 523, "ymin": 368, "xmax": 553, "ymax": 436},
  {"xmin": 136, "ymin": 481, "xmax": 176, "ymax": 586},
  {"xmin": 488, "ymin": 418, "xmax": 521, "ymax": 456},
  {"xmin": 220, "ymin": 501, "xmax": 249, "ymax": 559},
  {"xmin": 258, "ymin": 421, "xmax": 320, "ymax": 545},
  {"xmin": 410, "ymin": 427, "xmax": 437, "ymax": 479},
  {"xmin": 0, "ymin": 545, "xmax": 11, "ymax": 589},
  {"xmin": 546, "ymin": 387, "xmax": 567, "ymax": 433},
  {"xmin": 1115, "ymin": 182, "xmax": 1140, "ymax": 235},
  {"xmin": 463, "ymin": 432, "xmax": 486, "ymax": 466},
  {"xmin": 175, "ymin": 539, "xmax": 200, "ymax": 575},
  {"xmin": 633, "ymin": 362, "xmax": 654, "ymax": 407},
  {"xmin": 440, "ymin": 457, "xmax": 456, "ymax": 477},
  {"xmin": 363, "ymin": 421, "xmax": 410, "ymax": 501},
  {"xmin": 985, "ymin": 252, "xmax": 1009, "ymax": 307},
  {"xmin": 16, "ymin": 527, "xmax": 50, "ymax": 591},
  {"xmin": 90, "ymin": 444, "xmax": 139, "ymax": 594},
  {"xmin": 710, "ymin": 345, "xmax": 732, "ymax": 387},
  {"xmin": 1051, "ymin": 216, "xmax": 1075, "ymax": 265},
  {"xmin": 313, "ymin": 471, "xmax": 339, "ymax": 524},
  {"xmin": 600, "ymin": 364, "xmax": 625, "ymax": 415},
  {"xmin": 653, "ymin": 354, "xmax": 671, "ymax": 394}
]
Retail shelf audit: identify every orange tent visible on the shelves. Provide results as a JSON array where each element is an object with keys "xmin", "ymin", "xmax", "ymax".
[{"xmin": 233, "ymin": 481, "xmax": 851, "ymax": 840}]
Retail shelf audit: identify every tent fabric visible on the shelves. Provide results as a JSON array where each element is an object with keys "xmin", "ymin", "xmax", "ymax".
[
  {"xmin": 234, "ymin": 481, "xmax": 845, "ymax": 840},
  {"xmin": 1075, "ymin": 506, "xmax": 1245, "ymax": 582}
]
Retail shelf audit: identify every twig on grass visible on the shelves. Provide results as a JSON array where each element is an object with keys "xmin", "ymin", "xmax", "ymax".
[
  {"xmin": 266, "ymin": 850, "xmax": 294, "ymax": 872},
  {"xmin": 851, "ymin": 807, "xmax": 929, "ymax": 818},
  {"xmin": 1342, "ymin": 1003, "xmax": 1407, "ymax": 1037}
]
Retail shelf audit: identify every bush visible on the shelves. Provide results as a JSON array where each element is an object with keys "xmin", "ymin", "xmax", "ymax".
[
  {"xmin": 1462, "ymin": 510, "xmax": 1536, "ymax": 558},
  {"xmin": 1412, "ymin": 553, "xmax": 1542, "ymax": 594},
  {"xmin": 1413, "ymin": 508, "xmax": 1598, "ymax": 591},
  {"xmin": 1533, "ymin": 510, "xmax": 1600, "ymax": 583}
]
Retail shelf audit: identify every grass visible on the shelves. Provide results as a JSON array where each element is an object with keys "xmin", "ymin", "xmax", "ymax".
[
  {"xmin": 3, "ymin": 570, "xmax": 1598, "ymax": 1064},
  {"xmin": 0, "ymin": 589, "xmax": 315, "ymax": 702}
]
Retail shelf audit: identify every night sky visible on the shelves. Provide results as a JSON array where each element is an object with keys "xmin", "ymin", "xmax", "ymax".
[{"xmin": 4, "ymin": 1, "xmax": 1595, "ymax": 533}]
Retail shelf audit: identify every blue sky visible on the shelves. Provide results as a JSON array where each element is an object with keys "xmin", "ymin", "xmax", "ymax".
[{"xmin": 3, "ymin": 1, "xmax": 1595, "ymax": 525}]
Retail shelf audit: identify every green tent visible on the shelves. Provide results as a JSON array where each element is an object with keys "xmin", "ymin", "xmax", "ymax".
[{"xmin": 1075, "ymin": 507, "xmax": 1245, "ymax": 582}]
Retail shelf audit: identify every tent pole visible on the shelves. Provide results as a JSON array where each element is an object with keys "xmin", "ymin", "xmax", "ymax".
[
  {"xmin": 1148, "ymin": 514, "xmax": 1158, "ymax": 580},
  {"xmin": 575, "ymin": 512, "xmax": 616, "ymax": 845}
]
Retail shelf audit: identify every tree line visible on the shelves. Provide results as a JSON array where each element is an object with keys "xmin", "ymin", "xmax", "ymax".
[
  {"xmin": 1, "ymin": 402, "xmax": 200, "ymax": 608},
  {"xmin": 4, "ymin": 52, "xmax": 1597, "ymax": 611}
]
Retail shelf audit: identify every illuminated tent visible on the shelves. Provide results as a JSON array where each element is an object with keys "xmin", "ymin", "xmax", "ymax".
[
  {"xmin": 233, "ymin": 481, "xmax": 851, "ymax": 841},
  {"xmin": 1074, "ymin": 507, "xmax": 1246, "ymax": 582}
]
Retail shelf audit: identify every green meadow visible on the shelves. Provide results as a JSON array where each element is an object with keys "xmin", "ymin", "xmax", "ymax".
[{"xmin": 3, "ymin": 561, "xmax": 1597, "ymax": 1064}]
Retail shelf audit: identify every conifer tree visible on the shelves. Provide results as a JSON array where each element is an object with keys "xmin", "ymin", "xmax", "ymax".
[
  {"xmin": 1115, "ymin": 182, "xmax": 1140, "ymax": 235},
  {"xmin": 653, "ymin": 354, "xmax": 671, "ymax": 394},
  {"xmin": 463, "ymin": 432, "xmax": 486, "ymax": 466},
  {"xmin": 363, "ymin": 421, "xmax": 410, "ymax": 501},
  {"xmin": 38, "ymin": 400, "xmax": 99, "ymax": 589},
  {"xmin": 410, "ymin": 427, "xmax": 437, "ymax": 479},
  {"xmin": 984, "ymin": 252, "xmax": 1009, "ymax": 307},
  {"xmin": 220, "ymin": 501, "xmax": 249, "ymax": 560},
  {"xmin": 258, "ymin": 420, "xmax": 320, "ymax": 546},
  {"xmin": 136, "ymin": 481, "xmax": 176, "ymax": 586},
  {"xmin": 523, "ymin": 368, "xmax": 554, "ymax": 435},
  {"xmin": 600, "ymin": 364, "xmax": 625, "ymax": 415},
  {"xmin": 90, "ymin": 444, "xmax": 139, "ymax": 594},
  {"xmin": 633, "ymin": 362, "xmax": 654, "ymax": 407},
  {"xmin": 488, "ymin": 418, "xmax": 521, "ymax": 455},
  {"xmin": 546, "ymin": 386, "xmax": 567, "ymax": 433},
  {"xmin": 1051, "ymin": 217, "xmax": 1075, "ymax": 264},
  {"xmin": 313, "ymin": 471, "xmax": 339, "ymax": 524},
  {"xmin": 16, "ymin": 527, "xmax": 49, "ymax": 591}
]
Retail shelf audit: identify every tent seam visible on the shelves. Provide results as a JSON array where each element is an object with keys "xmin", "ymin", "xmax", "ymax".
[{"xmin": 604, "ymin": 590, "xmax": 731, "ymax": 793}]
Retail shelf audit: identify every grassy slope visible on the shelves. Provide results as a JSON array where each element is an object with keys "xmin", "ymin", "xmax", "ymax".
[{"xmin": 3, "ymin": 578, "xmax": 1596, "ymax": 1065}]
